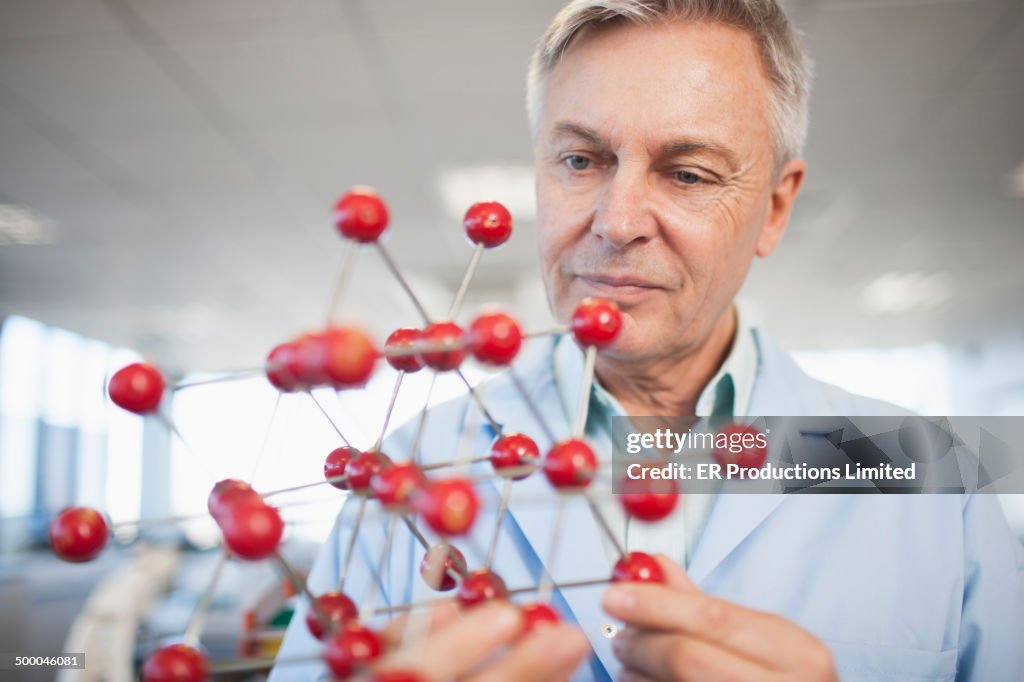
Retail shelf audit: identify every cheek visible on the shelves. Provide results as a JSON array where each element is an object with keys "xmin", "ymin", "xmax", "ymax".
[
  {"xmin": 534, "ymin": 179, "xmax": 586, "ymax": 272},
  {"xmin": 534, "ymin": 211, "xmax": 563, "ymax": 279},
  {"xmin": 656, "ymin": 197, "xmax": 754, "ymax": 305},
  {"xmin": 673, "ymin": 195, "xmax": 762, "ymax": 307}
]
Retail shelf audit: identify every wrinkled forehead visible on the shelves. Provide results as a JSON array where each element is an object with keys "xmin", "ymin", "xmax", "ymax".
[{"xmin": 539, "ymin": 19, "xmax": 774, "ymax": 162}]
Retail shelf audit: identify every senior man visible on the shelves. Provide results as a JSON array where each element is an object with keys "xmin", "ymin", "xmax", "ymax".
[{"xmin": 271, "ymin": 1, "xmax": 1024, "ymax": 680}]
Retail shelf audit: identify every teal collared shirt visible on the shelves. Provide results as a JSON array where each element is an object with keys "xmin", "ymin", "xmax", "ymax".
[{"xmin": 550, "ymin": 306, "xmax": 759, "ymax": 566}]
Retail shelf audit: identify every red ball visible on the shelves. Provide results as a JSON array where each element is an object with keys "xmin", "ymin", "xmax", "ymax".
[
  {"xmin": 217, "ymin": 500, "xmax": 284, "ymax": 561},
  {"xmin": 207, "ymin": 479, "xmax": 260, "ymax": 521},
  {"xmin": 334, "ymin": 187, "xmax": 389, "ymax": 243},
  {"xmin": 413, "ymin": 478, "xmax": 479, "ymax": 536},
  {"xmin": 456, "ymin": 568, "xmax": 508, "ymax": 608},
  {"xmin": 570, "ymin": 298, "xmax": 622, "ymax": 348},
  {"xmin": 418, "ymin": 322, "xmax": 466, "ymax": 372},
  {"xmin": 305, "ymin": 591, "xmax": 358, "ymax": 640},
  {"xmin": 384, "ymin": 327, "xmax": 425, "ymax": 373},
  {"xmin": 265, "ymin": 341, "xmax": 302, "ymax": 392},
  {"xmin": 324, "ymin": 446, "xmax": 359, "ymax": 490},
  {"xmin": 108, "ymin": 362, "xmax": 164, "ymax": 414},
  {"xmin": 48, "ymin": 507, "xmax": 109, "ymax": 563},
  {"xmin": 520, "ymin": 602, "xmax": 560, "ymax": 634},
  {"xmin": 345, "ymin": 451, "xmax": 392, "ymax": 494},
  {"xmin": 141, "ymin": 643, "xmax": 208, "ymax": 682},
  {"xmin": 320, "ymin": 326, "xmax": 379, "ymax": 389},
  {"xmin": 419, "ymin": 544, "xmax": 468, "ymax": 592},
  {"xmin": 543, "ymin": 439, "xmax": 598, "ymax": 489},
  {"xmin": 370, "ymin": 461, "xmax": 425, "ymax": 509},
  {"xmin": 463, "ymin": 201, "xmax": 512, "ymax": 248},
  {"xmin": 712, "ymin": 423, "xmax": 768, "ymax": 473},
  {"xmin": 468, "ymin": 312, "xmax": 522, "ymax": 366},
  {"xmin": 290, "ymin": 332, "xmax": 331, "ymax": 387},
  {"xmin": 489, "ymin": 433, "xmax": 540, "ymax": 480},
  {"xmin": 611, "ymin": 551, "xmax": 664, "ymax": 583},
  {"xmin": 323, "ymin": 622, "xmax": 383, "ymax": 679},
  {"xmin": 268, "ymin": 335, "xmax": 329, "ymax": 390},
  {"xmin": 619, "ymin": 475, "xmax": 680, "ymax": 522}
]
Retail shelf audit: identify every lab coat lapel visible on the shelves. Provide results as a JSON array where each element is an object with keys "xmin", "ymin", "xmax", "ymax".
[{"xmin": 687, "ymin": 330, "xmax": 835, "ymax": 584}]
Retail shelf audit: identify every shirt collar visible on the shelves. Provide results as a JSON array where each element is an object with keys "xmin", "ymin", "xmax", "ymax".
[
  {"xmin": 551, "ymin": 304, "xmax": 759, "ymax": 428},
  {"xmin": 695, "ymin": 305, "xmax": 758, "ymax": 418}
]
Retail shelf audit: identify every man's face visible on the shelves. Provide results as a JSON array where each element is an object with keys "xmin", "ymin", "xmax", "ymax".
[{"xmin": 534, "ymin": 19, "xmax": 794, "ymax": 362}]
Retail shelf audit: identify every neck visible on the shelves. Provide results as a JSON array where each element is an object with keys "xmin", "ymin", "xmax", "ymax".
[{"xmin": 594, "ymin": 308, "xmax": 737, "ymax": 417}]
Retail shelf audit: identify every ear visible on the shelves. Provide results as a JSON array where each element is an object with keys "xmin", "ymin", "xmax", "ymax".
[{"xmin": 755, "ymin": 158, "xmax": 806, "ymax": 258}]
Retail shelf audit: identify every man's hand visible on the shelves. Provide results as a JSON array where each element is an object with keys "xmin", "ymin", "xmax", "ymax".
[
  {"xmin": 602, "ymin": 555, "xmax": 838, "ymax": 681},
  {"xmin": 364, "ymin": 601, "xmax": 589, "ymax": 681}
]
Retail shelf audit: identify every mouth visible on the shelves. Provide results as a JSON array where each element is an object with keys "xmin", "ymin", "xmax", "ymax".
[{"xmin": 576, "ymin": 273, "xmax": 664, "ymax": 298}]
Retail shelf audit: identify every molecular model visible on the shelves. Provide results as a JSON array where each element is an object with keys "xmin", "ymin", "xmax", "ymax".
[{"xmin": 47, "ymin": 187, "xmax": 766, "ymax": 681}]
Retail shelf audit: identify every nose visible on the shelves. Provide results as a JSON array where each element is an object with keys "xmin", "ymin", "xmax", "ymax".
[{"xmin": 590, "ymin": 165, "xmax": 658, "ymax": 249}]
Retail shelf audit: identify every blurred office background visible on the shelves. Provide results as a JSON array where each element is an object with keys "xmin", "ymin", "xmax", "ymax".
[{"xmin": 0, "ymin": 0, "xmax": 1022, "ymax": 679}]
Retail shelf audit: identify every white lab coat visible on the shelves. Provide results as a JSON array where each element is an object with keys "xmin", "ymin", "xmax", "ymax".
[{"xmin": 270, "ymin": 330, "xmax": 1024, "ymax": 681}]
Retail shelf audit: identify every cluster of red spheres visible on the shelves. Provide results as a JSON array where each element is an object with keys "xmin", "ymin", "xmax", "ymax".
[
  {"xmin": 73, "ymin": 182, "xmax": 682, "ymax": 680},
  {"xmin": 207, "ymin": 479, "xmax": 284, "ymax": 561},
  {"xmin": 266, "ymin": 326, "xmax": 379, "ymax": 393},
  {"xmin": 381, "ymin": 310, "xmax": 525, "ymax": 376},
  {"xmin": 319, "ymin": 446, "xmax": 482, "ymax": 537},
  {"xmin": 379, "ymin": 296, "xmax": 618, "ymax": 378}
]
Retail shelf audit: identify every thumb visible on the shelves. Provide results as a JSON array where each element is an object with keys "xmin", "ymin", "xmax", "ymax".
[{"xmin": 654, "ymin": 553, "xmax": 698, "ymax": 591}]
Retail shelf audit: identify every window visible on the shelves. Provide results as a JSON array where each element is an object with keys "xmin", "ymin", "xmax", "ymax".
[{"xmin": 0, "ymin": 315, "xmax": 143, "ymax": 551}]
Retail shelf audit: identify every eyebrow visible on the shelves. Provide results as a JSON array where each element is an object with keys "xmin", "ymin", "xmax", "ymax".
[
  {"xmin": 549, "ymin": 121, "xmax": 607, "ymax": 148},
  {"xmin": 661, "ymin": 140, "xmax": 740, "ymax": 170},
  {"xmin": 549, "ymin": 120, "xmax": 741, "ymax": 171}
]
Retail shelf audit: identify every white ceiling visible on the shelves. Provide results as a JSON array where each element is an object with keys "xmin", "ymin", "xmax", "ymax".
[{"xmin": 0, "ymin": 0, "xmax": 1021, "ymax": 374}]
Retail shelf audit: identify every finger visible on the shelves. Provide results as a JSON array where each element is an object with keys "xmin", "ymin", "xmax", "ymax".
[
  {"xmin": 382, "ymin": 602, "xmax": 522, "ymax": 680},
  {"xmin": 467, "ymin": 623, "xmax": 590, "ymax": 682},
  {"xmin": 653, "ymin": 553, "xmax": 697, "ymax": 591},
  {"xmin": 603, "ymin": 584, "xmax": 808, "ymax": 667},
  {"xmin": 614, "ymin": 628, "xmax": 774, "ymax": 682},
  {"xmin": 379, "ymin": 601, "xmax": 460, "ymax": 646}
]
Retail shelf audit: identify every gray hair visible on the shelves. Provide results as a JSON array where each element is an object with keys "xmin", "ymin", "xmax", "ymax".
[{"xmin": 526, "ymin": 0, "xmax": 813, "ymax": 169}]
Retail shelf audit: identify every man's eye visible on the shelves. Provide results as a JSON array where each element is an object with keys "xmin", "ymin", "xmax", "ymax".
[
  {"xmin": 676, "ymin": 170, "xmax": 703, "ymax": 185},
  {"xmin": 564, "ymin": 155, "xmax": 591, "ymax": 171}
]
